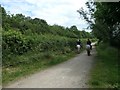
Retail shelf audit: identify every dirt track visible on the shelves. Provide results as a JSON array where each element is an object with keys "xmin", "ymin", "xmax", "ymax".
[{"xmin": 5, "ymin": 44, "xmax": 96, "ymax": 88}]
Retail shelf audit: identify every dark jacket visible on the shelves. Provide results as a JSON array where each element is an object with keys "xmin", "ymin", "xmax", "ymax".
[
  {"xmin": 77, "ymin": 40, "xmax": 81, "ymax": 45},
  {"xmin": 87, "ymin": 40, "xmax": 91, "ymax": 45}
]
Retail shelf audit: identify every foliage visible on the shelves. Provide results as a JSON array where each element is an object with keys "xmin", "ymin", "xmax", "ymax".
[
  {"xmin": 2, "ymin": 33, "xmax": 77, "ymax": 67},
  {"xmin": 77, "ymin": 2, "xmax": 120, "ymax": 49},
  {"xmin": 89, "ymin": 43, "xmax": 119, "ymax": 88},
  {"xmin": 2, "ymin": 29, "xmax": 33, "ymax": 55}
]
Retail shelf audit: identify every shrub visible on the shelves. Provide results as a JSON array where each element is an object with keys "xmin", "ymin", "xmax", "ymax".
[{"xmin": 2, "ymin": 29, "xmax": 33, "ymax": 55}]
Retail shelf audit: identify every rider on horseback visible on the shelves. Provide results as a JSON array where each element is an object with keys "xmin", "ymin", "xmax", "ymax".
[
  {"xmin": 86, "ymin": 39, "xmax": 92, "ymax": 56},
  {"xmin": 87, "ymin": 39, "xmax": 92, "ymax": 50},
  {"xmin": 76, "ymin": 39, "xmax": 82, "ymax": 53}
]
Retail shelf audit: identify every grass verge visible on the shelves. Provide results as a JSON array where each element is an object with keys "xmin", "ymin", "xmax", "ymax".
[
  {"xmin": 2, "ymin": 49, "xmax": 83, "ymax": 86},
  {"xmin": 88, "ymin": 43, "xmax": 119, "ymax": 88}
]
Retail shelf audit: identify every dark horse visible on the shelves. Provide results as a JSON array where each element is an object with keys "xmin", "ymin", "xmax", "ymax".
[{"xmin": 86, "ymin": 44, "xmax": 91, "ymax": 56}]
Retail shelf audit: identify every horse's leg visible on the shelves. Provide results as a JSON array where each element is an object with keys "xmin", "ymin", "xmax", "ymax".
[
  {"xmin": 88, "ymin": 50, "xmax": 90, "ymax": 56},
  {"xmin": 78, "ymin": 47, "xmax": 80, "ymax": 53}
]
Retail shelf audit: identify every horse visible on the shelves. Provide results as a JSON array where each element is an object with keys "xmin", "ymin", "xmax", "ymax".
[
  {"xmin": 86, "ymin": 44, "xmax": 91, "ymax": 56},
  {"xmin": 76, "ymin": 44, "xmax": 81, "ymax": 53}
]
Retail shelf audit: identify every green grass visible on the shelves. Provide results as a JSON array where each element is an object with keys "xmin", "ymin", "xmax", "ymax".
[
  {"xmin": 88, "ymin": 43, "xmax": 119, "ymax": 88},
  {"xmin": 2, "ymin": 50, "xmax": 79, "ymax": 86}
]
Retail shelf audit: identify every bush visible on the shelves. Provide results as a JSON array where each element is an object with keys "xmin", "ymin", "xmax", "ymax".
[
  {"xmin": 2, "ymin": 29, "xmax": 33, "ymax": 55},
  {"xmin": 2, "ymin": 31, "xmax": 77, "ymax": 67}
]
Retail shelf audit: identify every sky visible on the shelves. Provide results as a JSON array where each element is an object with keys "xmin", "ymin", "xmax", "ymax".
[{"xmin": 0, "ymin": 0, "xmax": 91, "ymax": 32}]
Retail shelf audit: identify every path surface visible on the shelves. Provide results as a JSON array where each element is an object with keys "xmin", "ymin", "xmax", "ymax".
[{"xmin": 5, "ymin": 44, "xmax": 96, "ymax": 88}]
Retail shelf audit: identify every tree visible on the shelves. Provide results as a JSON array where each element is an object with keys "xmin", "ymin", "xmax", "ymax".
[
  {"xmin": 77, "ymin": 2, "xmax": 120, "ymax": 48},
  {"xmin": 70, "ymin": 25, "xmax": 81, "ymax": 38}
]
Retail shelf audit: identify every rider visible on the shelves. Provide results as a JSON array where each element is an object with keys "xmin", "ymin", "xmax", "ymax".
[
  {"xmin": 77, "ymin": 39, "xmax": 81, "ymax": 45},
  {"xmin": 87, "ymin": 39, "xmax": 92, "ymax": 50},
  {"xmin": 76, "ymin": 39, "xmax": 82, "ymax": 53}
]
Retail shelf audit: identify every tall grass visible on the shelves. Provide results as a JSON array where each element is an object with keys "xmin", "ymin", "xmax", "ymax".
[
  {"xmin": 2, "ymin": 50, "xmax": 77, "ymax": 86},
  {"xmin": 89, "ymin": 43, "xmax": 119, "ymax": 88}
]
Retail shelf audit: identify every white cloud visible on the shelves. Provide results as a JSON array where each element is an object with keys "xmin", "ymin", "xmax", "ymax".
[{"xmin": 0, "ymin": 0, "xmax": 90, "ymax": 31}]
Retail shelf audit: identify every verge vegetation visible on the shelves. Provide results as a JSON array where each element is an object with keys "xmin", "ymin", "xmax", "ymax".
[{"xmin": 89, "ymin": 43, "xmax": 119, "ymax": 88}]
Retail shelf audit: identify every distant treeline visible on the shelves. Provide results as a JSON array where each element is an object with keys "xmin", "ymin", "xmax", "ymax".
[{"xmin": 1, "ymin": 6, "xmax": 93, "ymax": 38}]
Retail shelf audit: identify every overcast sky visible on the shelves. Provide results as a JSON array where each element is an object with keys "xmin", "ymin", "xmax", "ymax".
[{"xmin": 0, "ymin": 0, "xmax": 91, "ymax": 32}]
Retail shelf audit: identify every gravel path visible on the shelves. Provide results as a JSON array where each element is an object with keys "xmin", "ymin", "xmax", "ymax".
[{"xmin": 5, "ymin": 44, "xmax": 96, "ymax": 88}]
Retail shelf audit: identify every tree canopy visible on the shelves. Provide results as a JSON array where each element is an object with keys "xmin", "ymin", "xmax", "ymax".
[
  {"xmin": 77, "ymin": 2, "xmax": 120, "ymax": 48},
  {"xmin": 1, "ymin": 5, "xmax": 93, "ymax": 39}
]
